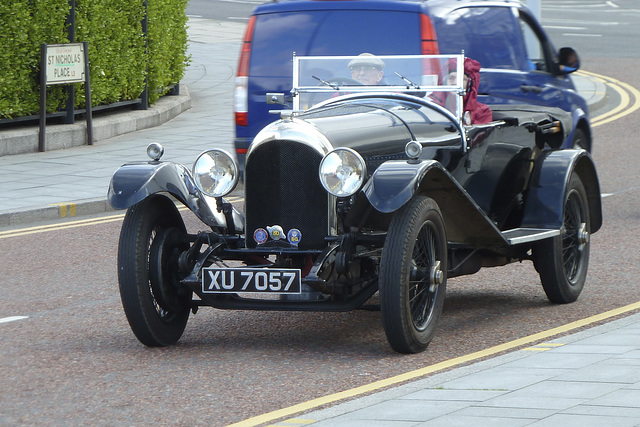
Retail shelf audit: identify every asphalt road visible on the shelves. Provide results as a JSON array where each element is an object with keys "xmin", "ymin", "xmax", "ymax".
[
  {"xmin": 541, "ymin": 0, "xmax": 640, "ymax": 58},
  {"xmin": 1, "ymin": 1, "xmax": 639, "ymax": 426},
  {"xmin": 187, "ymin": 0, "xmax": 259, "ymax": 22},
  {"xmin": 1, "ymin": 74, "xmax": 638, "ymax": 426}
]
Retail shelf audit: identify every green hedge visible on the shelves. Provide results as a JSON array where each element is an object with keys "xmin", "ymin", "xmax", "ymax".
[
  {"xmin": 0, "ymin": 0, "xmax": 189, "ymax": 119},
  {"xmin": 147, "ymin": 0, "xmax": 189, "ymax": 102},
  {"xmin": 0, "ymin": 0, "xmax": 69, "ymax": 118}
]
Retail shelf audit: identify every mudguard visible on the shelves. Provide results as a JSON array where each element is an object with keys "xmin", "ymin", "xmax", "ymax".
[
  {"xmin": 522, "ymin": 149, "xmax": 602, "ymax": 233},
  {"xmin": 362, "ymin": 160, "xmax": 510, "ymax": 248},
  {"xmin": 363, "ymin": 160, "xmax": 442, "ymax": 214},
  {"xmin": 107, "ymin": 161, "xmax": 244, "ymax": 232}
]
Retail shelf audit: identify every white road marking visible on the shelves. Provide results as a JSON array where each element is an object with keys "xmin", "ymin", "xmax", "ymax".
[
  {"xmin": 0, "ymin": 316, "xmax": 29, "ymax": 324},
  {"xmin": 544, "ymin": 25, "xmax": 587, "ymax": 30},
  {"xmin": 562, "ymin": 33, "xmax": 603, "ymax": 37},
  {"xmin": 544, "ymin": 19, "xmax": 621, "ymax": 26}
]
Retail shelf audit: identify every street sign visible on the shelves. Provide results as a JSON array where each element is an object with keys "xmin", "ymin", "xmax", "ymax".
[
  {"xmin": 40, "ymin": 42, "xmax": 93, "ymax": 151},
  {"xmin": 45, "ymin": 43, "xmax": 85, "ymax": 85}
]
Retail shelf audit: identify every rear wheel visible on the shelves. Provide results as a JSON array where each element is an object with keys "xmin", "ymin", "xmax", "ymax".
[
  {"xmin": 379, "ymin": 195, "xmax": 447, "ymax": 354},
  {"xmin": 534, "ymin": 174, "xmax": 590, "ymax": 303},
  {"xmin": 118, "ymin": 195, "xmax": 191, "ymax": 346}
]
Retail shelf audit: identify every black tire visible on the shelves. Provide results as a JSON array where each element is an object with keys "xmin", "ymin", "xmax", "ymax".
[
  {"xmin": 379, "ymin": 195, "xmax": 447, "ymax": 354},
  {"xmin": 118, "ymin": 195, "xmax": 191, "ymax": 346},
  {"xmin": 572, "ymin": 128, "xmax": 590, "ymax": 152},
  {"xmin": 534, "ymin": 174, "xmax": 590, "ymax": 303}
]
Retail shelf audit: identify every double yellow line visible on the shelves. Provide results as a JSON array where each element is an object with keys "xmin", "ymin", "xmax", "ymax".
[
  {"xmin": 0, "ymin": 214, "xmax": 126, "ymax": 240},
  {"xmin": 0, "ymin": 196, "xmax": 244, "ymax": 240},
  {"xmin": 585, "ymin": 70, "xmax": 640, "ymax": 127}
]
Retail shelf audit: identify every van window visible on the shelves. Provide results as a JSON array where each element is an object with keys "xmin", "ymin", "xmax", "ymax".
[
  {"xmin": 517, "ymin": 12, "xmax": 554, "ymax": 73},
  {"xmin": 435, "ymin": 7, "xmax": 527, "ymax": 71},
  {"xmin": 250, "ymin": 11, "xmax": 422, "ymax": 77}
]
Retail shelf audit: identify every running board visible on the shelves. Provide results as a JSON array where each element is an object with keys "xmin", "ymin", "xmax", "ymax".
[{"xmin": 501, "ymin": 228, "xmax": 560, "ymax": 245}]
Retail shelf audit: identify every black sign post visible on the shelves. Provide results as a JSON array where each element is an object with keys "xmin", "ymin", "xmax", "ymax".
[{"xmin": 39, "ymin": 42, "xmax": 93, "ymax": 152}]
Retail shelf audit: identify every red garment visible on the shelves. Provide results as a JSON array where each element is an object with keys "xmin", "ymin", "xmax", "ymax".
[
  {"xmin": 462, "ymin": 58, "xmax": 493, "ymax": 125},
  {"xmin": 431, "ymin": 58, "xmax": 493, "ymax": 125}
]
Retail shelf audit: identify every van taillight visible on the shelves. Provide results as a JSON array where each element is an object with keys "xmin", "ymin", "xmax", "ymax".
[
  {"xmin": 420, "ymin": 14, "xmax": 440, "ymax": 77},
  {"xmin": 234, "ymin": 77, "xmax": 248, "ymax": 126},
  {"xmin": 235, "ymin": 16, "xmax": 256, "ymax": 127},
  {"xmin": 420, "ymin": 14, "xmax": 439, "ymax": 54}
]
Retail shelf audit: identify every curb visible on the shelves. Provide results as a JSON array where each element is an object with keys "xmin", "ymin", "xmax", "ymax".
[
  {"xmin": 0, "ymin": 87, "xmax": 190, "ymax": 228},
  {"xmin": 573, "ymin": 73, "xmax": 608, "ymax": 113},
  {"xmin": 0, "ymin": 85, "xmax": 191, "ymax": 157},
  {"xmin": 0, "ymin": 198, "xmax": 119, "ymax": 228},
  {"xmin": 0, "ymin": 183, "xmax": 247, "ymax": 228},
  {"xmin": 590, "ymin": 78, "xmax": 608, "ymax": 112}
]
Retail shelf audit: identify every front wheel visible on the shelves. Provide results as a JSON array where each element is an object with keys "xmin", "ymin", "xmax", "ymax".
[
  {"xmin": 571, "ymin": 128, "xmax": 590, "ymax": 152},
  {"xmin": 379, "ymin": 195, "xmax": 447, "ymax": 354},
  {"xmin": 118, "ymin": 195, "xmax": 191, "ymax": 346},
  {"xmin": 534, "ymin": 174, "xmax": 590, "ymax": 303}
]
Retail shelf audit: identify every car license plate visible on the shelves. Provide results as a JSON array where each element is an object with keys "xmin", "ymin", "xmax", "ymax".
[{"xmin": 202, "ymin": 268, "xmax": 302, "ymax": 294}]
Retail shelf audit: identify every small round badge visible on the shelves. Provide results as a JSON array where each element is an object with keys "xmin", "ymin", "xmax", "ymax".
[
  {"xmin": 287, "ymin": 228, "xmax": 302, "ymax": 246},
  {"xmin": 267, "ymin": 225, "xmax": 284, "ymax": 240},
  {"xmin": 253, "ymin": 228, "xmax": 268, "ymax": 245}
]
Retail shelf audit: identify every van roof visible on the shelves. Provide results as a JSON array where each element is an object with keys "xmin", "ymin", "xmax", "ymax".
[{"xmin": 252, "ymin": 0, "xmax": 524, "ymax": 15}]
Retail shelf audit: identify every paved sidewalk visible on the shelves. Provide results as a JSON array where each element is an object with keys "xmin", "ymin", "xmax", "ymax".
[
  {"xmin": 0, "ymin": 18, "xmax": 245, "ymax": 227},
  {"xmin": 288, "ymin": 312, "xmax": 640, "ymax": 426}
]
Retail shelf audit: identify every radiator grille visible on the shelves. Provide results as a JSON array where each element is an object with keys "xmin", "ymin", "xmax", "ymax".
[{"xmin": 245, "ymin": 140, "xmax": 328, "ymax": 250}]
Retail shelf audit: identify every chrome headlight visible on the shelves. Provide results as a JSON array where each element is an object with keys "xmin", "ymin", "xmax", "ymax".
[
  {"xmin": 319, "ymin": 148, "xmax": 366, "ymax": 197},
  {"xmin": 405, "ymin": 140, "xmax": 422, "ymax": 160},
  {"xmin": 193, "ymin": 149, "xmax": 238, "ymax": 197},
  {"xmin": 146, "ymin": 142, "xmax": 164, "ymax": 161}
]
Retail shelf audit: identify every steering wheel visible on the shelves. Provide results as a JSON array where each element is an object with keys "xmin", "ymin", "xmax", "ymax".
[
  {"xmin": 307, "ymin": 76, "xmax": 364, "ymax": 107},
  {"xmin": 324, "ymin": 76, "xmax": 364, "ymax": 87}
]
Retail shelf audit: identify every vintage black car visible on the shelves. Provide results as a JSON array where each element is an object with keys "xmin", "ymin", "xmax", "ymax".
[{"xmin": 108, "ymin": 55, "xmax": 602, "ymax": 353}]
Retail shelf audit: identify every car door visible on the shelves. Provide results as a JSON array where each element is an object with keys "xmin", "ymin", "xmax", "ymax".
[
  {"xmin": 436, "ymin": 5, "xmax": 577, "ymax": 111},
  {"xmin": 483, "ymin": 7, "xmax": 588, "ymax": 150},
  {"xmin": 503, "ymin": 8, "xmax": 575, "ymax": 111}
]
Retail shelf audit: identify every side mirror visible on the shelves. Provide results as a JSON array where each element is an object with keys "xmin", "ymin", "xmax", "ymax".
[{"xmin": 558, "ymin": 47, "xmax": 580, "ymax": 74}]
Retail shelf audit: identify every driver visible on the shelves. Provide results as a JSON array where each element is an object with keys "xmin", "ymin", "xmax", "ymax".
[{"xmin": 348, "ymin": 53, "xmax": 385, "ymax": 85}]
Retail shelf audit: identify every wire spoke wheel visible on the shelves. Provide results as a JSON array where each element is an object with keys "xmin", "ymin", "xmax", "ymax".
[
  {"xmin": 409, "ymin": 225, "xmax": 442, "ymax": 331},
  {"xmin": 562, "ymin": 191, "xmax": 589, "ymax": 284},
  {"xmin": 380, "ymin": 195, "xmax": 447, "ymax": 354},
  {"xmin": 534, "ymin": 174, "xmax": 590, "ymax": 303}
]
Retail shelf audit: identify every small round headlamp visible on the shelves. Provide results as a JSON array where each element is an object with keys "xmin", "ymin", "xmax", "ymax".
[
  {"xmin": 192, "ymin": 149, "xmax": 238, "ymax": 197},
  {"xmin": 146, "ymin": 142, "xmax": 164, "ymax": 161},
  {"xmin": 405, "ymin": 141, "xmax": 422, "ymax": 160},
  {"xmin": 319, "ymin": 148, "xmax": 366, "ymax": 197}
]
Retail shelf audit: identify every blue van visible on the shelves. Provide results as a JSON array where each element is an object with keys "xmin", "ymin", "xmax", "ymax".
[{"xmin": 233, "ymin": 0, "xmax": 590, "ymax": 174}]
